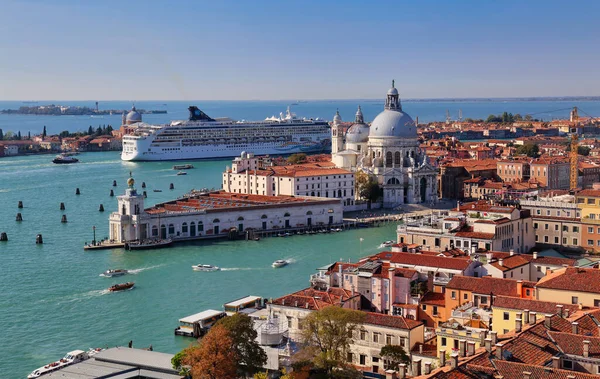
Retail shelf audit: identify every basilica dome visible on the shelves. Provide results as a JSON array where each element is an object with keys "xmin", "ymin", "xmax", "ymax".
[
  {"xmin": 369, "ymin": 81, "xmax": 416, "ymax": 139},
  {"xmin": 126, "ymin": 106, "xmax": 142, "ymax": 124},
  {"xmin": 346, "ymin": 105, "xmax": 369, "ymax": 144}
]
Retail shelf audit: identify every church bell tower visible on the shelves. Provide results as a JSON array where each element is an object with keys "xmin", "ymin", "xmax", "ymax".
[{"xmin": 331, "ymin": 109, "xmax": 344, "ymax": 153}]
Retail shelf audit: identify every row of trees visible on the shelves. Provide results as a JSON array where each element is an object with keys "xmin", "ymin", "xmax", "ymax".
[
  {"xmin": 485, "ymin": 112, "xmax": 535, "ymax": 123},
  {"xmin": 516, "ymin": 142, "xmax": 591, "ymax": 158},
  {"xmin": 174, "ymin": 307, "xmax": 409, "ymax": 379},
  {"xmin": 0, "ymin": 125, "xmax": 114, "ymax": 141}
]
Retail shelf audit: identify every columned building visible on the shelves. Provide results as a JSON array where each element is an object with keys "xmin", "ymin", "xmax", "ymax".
[{"xmin": 332, "ymin": 82, "xmax": 438, "ymax": 207}]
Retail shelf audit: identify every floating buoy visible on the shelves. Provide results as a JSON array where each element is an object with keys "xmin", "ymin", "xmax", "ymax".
[
  {"xmin": 141, "ymin": 182, "xmax": 146, "ymax": 188},
  {"xmin": 143, "ymin": 191, "xmax": 147, "ymax": 198},
  {"xmin": 61, "ymin": 215, "xmax": 68, "ymax": 223},
  {"xmin": 16, "ymin": 213, "xmax": 23, "ymax": 222},
  {"xmin": 0, "ymin": 232, "xmax": 7, "ymax": 241},
  {"xmin": 36, "ymin": 234, "xmax": 43, "ymax": 244},
  {"xmin": 18, "ymin": 201, "xmax": 23, "ymax": 209},
  {"xmin": 99, "ymin": 204, "xmax": 104, "ymax": 212},
  {"xmin": 110, "ymin": 189, "xmax": 114, "ymax": 197},
  {"xmin": 76, "ymin": 188, "xmax": 81, "ymax": 195},
  {"xmin": 112, "ymin": 180, "xmax": 117, "ymax": 187},
  {"xmin": 60, "ymin": 202, "xmax": 65, "ymax": 211},
  {"xmin": 170, "ymin": 183, "xmax": 174, "ymax": 190}
]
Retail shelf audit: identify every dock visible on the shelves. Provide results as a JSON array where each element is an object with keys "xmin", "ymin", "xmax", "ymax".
[{"xmin": 83, "ymin": 240, "xmax": 125, "ymax": 251}]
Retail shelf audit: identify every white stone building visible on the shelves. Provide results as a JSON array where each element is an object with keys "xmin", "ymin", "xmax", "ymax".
[
  {"xmin": 332, "ymin": 82, "xmax": 438, "ymax": 207},
  {"xmin": 222, "ymin": 152, "xmax": 356, "ymax": 208},
  {"xmin": 109, "ymin": 177, "xmax": 344, "ymax": 243}
]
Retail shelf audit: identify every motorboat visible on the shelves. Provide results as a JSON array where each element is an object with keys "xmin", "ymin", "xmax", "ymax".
[
  {"xmin": 176, "ymin": 171, "xmax": 187, "ymax": 176},
  {"xmin": 125, "ymin": 238, "xmax": 172, "ymax": 250},
  {"xmin": 192, "ymin": 264, "xmax": 220, "ymax": 272},
  {"xmin": 272, "ymin": 260, "xmax": 288, "ymax": 268},
  {"xmin": 28, "ymin": 350, "xmax": 91, "ymax": 378},
  {"xmin": 379, "ymin": 240, "xmax": 395, "ymax": 248},
  {"xmin": 173, "ymin": 164, "xmax": 194, "ymax": 170},
  {"xmin": 153, "ymin": 189, "xmax": 162, "ymax": 192},
  {"xmin": 108, "ymin": 282, "xmax": 135, "ymax": 292},
  {"xmin": 100, "ymin": 269, "xmax": 129, "ymax": 277},
  {"xmin": 52, "ymin": 154, "xmax": 79, "ymax": 164}
]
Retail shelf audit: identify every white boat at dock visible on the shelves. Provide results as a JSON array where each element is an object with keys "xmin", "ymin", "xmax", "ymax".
[
  {"xmin": 192, "ymin": 264, "xmax": 220, "ymax": 272},
  {"xmin": 27, "ymin": 349, "xmax": 102, "ymax": 378},
  {"xmin": 175, "ymin": 309, "xmax": 226, "ymax": 337},
  {"xmin": 272, "ymin": 259, "xmax": 288, "ymax": 268},
  {"xmin": 173, "ymin": 164, "xmax": 194, "ymax": 170},
  {"xmin": 125, "ymin": 238, "xmax": 172, "ymax": 250},
  {"xmin": 100, "ymin": 269, "xmax": 129, "ymax": 277}
]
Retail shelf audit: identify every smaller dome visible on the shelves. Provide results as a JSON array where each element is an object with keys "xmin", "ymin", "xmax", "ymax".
[
  {"xmin": 127, "ymin": 177, "xmax": 135, "ymax": 187},
  {"xmin": 126, "ymin": 106, "xmax": 142, "ymax": 123},
  {"xmin": 332, "ymin": 110, "xmax": 342, "ymax": 125},
  {"xmin": 387, "ymin": 87, "xmax": 398, "ymax": 96}
]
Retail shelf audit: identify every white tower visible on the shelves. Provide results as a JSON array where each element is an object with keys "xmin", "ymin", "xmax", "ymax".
[
  {"xmin": 109, "ymin": 176, "xmax": 145, "ymax": 242},
  {"xmin": 331, "ymin": 109, "xmax": 344, "ymax": 153}
]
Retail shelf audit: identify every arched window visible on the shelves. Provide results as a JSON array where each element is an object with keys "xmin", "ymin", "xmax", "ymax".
[
  {"xmin": 160, "ymin": 224, "xmax": 167, "ymax": 239},
  {"xmin": 182, "ymin": 222, "xmax": 188, "ymax": 233},
  {"xmin": 410, "ymin": 151, "xmax": 415, "ymax": 158},
  {"xmin": 213, "ymin": 218, "xmax": 220, "ymax": 223},
  {"xmin": 394, "ymin": 151, "xmax": 401, "ymax": 165},
  {"xmin": 284, "ymin": 212, "xmax": 290, "ymax": 217},
  {"xmin": 122, "ymin": 204, "xmax": 126, "ymax": 215},
  {"xmin": 168, "ymin": 224, "xmax": 175, "ymax": 235},
  {"xmin": 387, "ymin": 177, "xmax": 400, "ymax": 185},
  {"xmin": 343, "ymin": 189, "xmax": 347, "ymax": 196},
  {"xmin": 152, "ymin": 225, "xmax": 158, "ymax": 237},
  {"xmin": 306, "ymin": 211, "xmax": 313, "ymax": 215},
  {"xmin": 338, "ymin": 189, "xmax": 342, "ymax": 197},
  {"xmin": 261, "ymin": 214, "xmax": 268, "ymax": 219},
  {"xmin": 386, "ymin": 151, "xmax": 393, "ymax": 167},
  {"xmin": 198, "ymin": 221, "xmax": 204, "ymax": 232},
  {"xmin": 311, "ymin": 191, "xmax": 315, "ymax": 196},
  {"xmin": 237, "ymin": 216, "xmax": 244, "ymax": 221}
]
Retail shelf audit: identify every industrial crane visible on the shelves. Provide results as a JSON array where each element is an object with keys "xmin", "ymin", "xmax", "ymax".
[{"xmin": 570, "ymin": 107, "xmax": 579, "ymax": 191}]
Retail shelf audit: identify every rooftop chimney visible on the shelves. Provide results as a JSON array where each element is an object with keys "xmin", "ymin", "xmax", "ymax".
[
  {"xmin": 424, "ymin": 362, "xmax": 431, "ymax": 375},
  {"xmin": 533, "ymin": 251, "xmax": 538, "ymax": 260},
  {"xmin": 529, "ymin": 312, "xmax": 537, "ymax": 325},
  {"xmin": 499, "ymin": 258, "xmax": 504, "ymax": 267},
  {"xmin": 490, "ymin": 331, "xmax": 498, "ymax": 345},
  {"xmin": 398, "ymin": 363, "xmax": 406, "ymax": 379},
  {"xmin": 485, "ymin": 338, "xmax": 492, "ymax": 353},
  {"xmin": 523, "ymin": 310, "xmax": 530, "ymax": 325},
  {"xmin": 556, "ymin": 304, "xmax": 564, "ymax": 318},
  {"xmin": 510, "ymin": 249, "xmax": 515, "ymax": 256},
  {"xmin": 572, "ymin": 322, "xmax": 579, "ymax": 335},
  {"xmin": 450, "ymin": 353, "xmax": 459, "ymax": 368},
  {"xmin": 523, "ymin": 372, "xmax": 532, "ymax": 379},
  {"xmin": 412, "ymin": 359, "xmax": 421, "ymax": 377},
  {"xmin": 439, "ymin": 349, "xmax": 446, "ymax": 366},
  {"xmin": 545, "ymin": 314, "xmax": 552, "ymax": 329},
  {"xmin": 583, "ymin": 340, "xmax": 590, "ymax": 358},
  {"xmin": 516, "ymin": 318, "xmax": 523, "ymax": 333},
  {"xmin": 517, "ymin": 280, "xmax": 523, "ymax": 296},
  {"xmin": 495, "ymin": 343, "xmax": 503, "ymax": 360},
  {"xmin": 467, "ymin": 341, "xmax": 476, "ymax": 357},
  {"xmin": 459, "ymin": 340, "xmax": 466, "ymax": 357},
  {"xmin": 419, "ymin": 344, "xmax": 423, "ymax": 354},
  {"xmin": 552, "ymin": 356, "xmax": 560, "ymax": 368}
]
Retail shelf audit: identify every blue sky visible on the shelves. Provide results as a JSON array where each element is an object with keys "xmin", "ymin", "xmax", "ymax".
[{"xmin": 1, "ymin": 0, "xmax": 599, "ymax": 100}]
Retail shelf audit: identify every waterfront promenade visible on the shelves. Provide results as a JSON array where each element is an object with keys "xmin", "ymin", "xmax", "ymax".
[{"xmin": 0, "ymin": 151, "xmax": 400, "ymax": 378}]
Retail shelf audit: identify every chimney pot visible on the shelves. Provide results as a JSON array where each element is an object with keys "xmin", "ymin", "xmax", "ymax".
[
  {"xmin": 499, "ymin": 258, "xmax": 504, "ymax": 266},
  {"xmin": 510, "ymin": 249, "xmax": 514, "ymax": 256},
  {"xmin": 552, "ymin": 356, "xmax": 560, "ymax": 368},
  {"xmin": 583, "ymin": 340, "xmax": 590, "ymax": 358},
  {"xmin": 459, "ymin": 340, "xmax": 467, "ymax": 357},
  {"xmin": 545, "ymin": 314, "xmax": 552, "ymax": 328},
  {"xmin": 529, "ymin": 312, "xmax": 537, "ymax": 325},
  {"xmin": 467, "ymin": 341, "xmax": 476, "ymax": 356},
  {"xmin": 523, "ymin": 371, "xmax": 532, "ymax": 379},
  {"xmin": 495, "ymin": 343, "xmax": 503, "ymax": 360},
  {"xmin": 398, "ymin": 363, "xmax": 406, "ymax": 379},
  {"xmin": 523, "ymin": 309, "xmax": 530, "ymax": 324},
  {"xmin": 572, "ymin": 322, "xmax": 579, "ymax": 334},
  {"xmin": 412, "ymin": 359, "xmax": 421, "ymax": 377},
  {"xmin": 490, "ymin": 331, "xmax": 498, "ymax": 345},
  {"xmin": 516, "ymin": 318, "xmax": 522, "ymax": 333},
  {"xmin": 533, "ymin": 251, "xmax": 538, "ymax": 259},
  {"xmin": 419, "ymin": 344, "xmax": 423, "ymax": 354},
  {"xmin": 424, "ymin": 362, "xmax": 431, "ymax": 375},
  {"xmin": 556, "ymin": 304, "xmax": 564, "ymax": 317},
  {"xmin": 450, "ymin": 353, "xmax": 459, "ymax": 368},
  {"xmin": 485, "ymin": 338, "xmax": 492, "ymax": 353}
]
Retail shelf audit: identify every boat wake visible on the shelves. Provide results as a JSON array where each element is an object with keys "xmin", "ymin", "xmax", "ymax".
[
  {"xmin": 221, "ymin": 267, "xmax": 262, "ymax": 271},
  {"xmin": 128, "ymin": 264, "xmax": 165, "ymax": 274},
  {"xmin": 39, "ymin": 289, "xmax": 110, "ymax": 305}
]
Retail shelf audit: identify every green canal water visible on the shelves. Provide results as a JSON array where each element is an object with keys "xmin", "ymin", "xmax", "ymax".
[{"xmin": 0, "ymin": 152, "xmax": 397, "ymax": 378}]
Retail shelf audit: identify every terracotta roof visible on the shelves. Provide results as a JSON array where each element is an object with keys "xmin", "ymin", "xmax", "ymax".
[
  {"xmin": 493, "ymin": 360, "xmax": 600, "ymax": 379},
  {"xmin": 421, "ymin": 291, "xmax": 446, "ymax": 307},
  {"xmin": 363, "ymin": 312, "xmax": 422, "ymax": 330},
  {"xmin": 373, "ymin": 251, "xmax": 473, "ymax": 271},
  {"xmin": 446, "ymin": 276, "xmax": 535, "ymax": 297},
  {"xmin": 454, "ymin": 231, "xmax": 495, "ymax": 239},
  {"xmin": 549, "ymin": 332, "xmax": 600, "ymax": 358},
  {"xmin": 271, "ymin": 287, "xmax": 357, "ymax": 311},
  {"xmin": 492, "ymin": 296, "xmax": 583, "ymax": 315},
  {"xmin": 536, "ymin": 267, "xmax": 600, "ymax": 294},
  {"xmin": 489, "ymin": 255, "xmax": 530, "ymax": 271},
  {"xmin": 576, "ymin": 189, "xmax": 600, "ymax": 197}
]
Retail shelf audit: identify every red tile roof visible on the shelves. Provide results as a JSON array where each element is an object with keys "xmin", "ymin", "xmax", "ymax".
[
  {"xmin": 372, "ymin": 251, "xmax": 473, "ymax": 271},
  {"xmin": 446, "ymin": 276, "xmax": 535, "ymax": 297},
  {"xmin": 536, "ymin": 267, "xmax": 600, "ymax": 294},
  {"xmin": 363, "ymin": 312, "xmax": 422, "ymax": 330},
  {"xmin": 549, "ymin": 332, "xmax": 600, "ymax": 358},
  {"xmin": 421, "ymin": 291, "xmax": 446, "ymax": 307},
  {"xmin": 492, "ymin": 296, "xmax": 584, "ymax": 315},
  {"xmin": 493, "ymin": 360, "xmax": 600, "ymax": 379},
  {"xmin": 271, "ymin": 287, "xmax": 357, "ymax": 311}
]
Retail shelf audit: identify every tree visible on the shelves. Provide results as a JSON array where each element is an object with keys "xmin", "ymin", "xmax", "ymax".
[
  {"xmin": 513, "ymin": 114, "xmax": 523, "ymax": 121},
  {"xmin": 182, "ymin": 324, "xmax": 237, "ymax": 379},
  {"xmin": 566, "ymin": 144, "xmax": 591, "ymax": 156},
  {"xmin": 171, "ymin": 350, "xmax": 191, "ymax": 377},
  {"xmin": 42, "ymin": 125, "xmax": 47, "ymax": 138},
  {"xmin": 486, "ymin": 114, "xmax": 502, "ymax": 123},
  {"xmin": 355, "ymin": 171, "xmax": 381, "ymax": 202},
  {"xmin": 515, "ymin": 143, "xmax": 539, "ymax": 157},
  {"xmin": 0, "ymin": 128, "xmax": 3, "ymax": 140},
  {"xmin": 88, "ymin": 126, "xmax": 94, "ymax": 135},
  {"xmin": 524, "ymin": 114, "xmax": 533, "ymax": 121},
  {"xmin": 28, "ymin": 131, "xmax": 31, "ymax": 139},
  {"xmin": 287, "ymin": 153, "xmax": 307, "ymax": 164},
  {"xmin": 17, "ymin": 131, "xmax": 21, "ymax": 140},
  {"xmin": 217, "ymin": 313, "xmax": 267, "ymax": 375},
  {"xmin": 380, "ymin": 344, "xmax": 410, "ymax": 370},
  {"xmin": 299, "ymin": 306, "xmax": 365, "ymax": 377}
]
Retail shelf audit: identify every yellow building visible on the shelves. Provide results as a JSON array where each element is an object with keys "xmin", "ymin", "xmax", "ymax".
[
  {"xmin": 536, "ymin": 267, "xmax": 600, "ymax": 308},
  {"xmin": 436, "ymin": 319, "xmax": 488, "ymax": 355},
  {"xmin": 576, "ymin": 189, "xmax": 600, "ymax": 252},
  {"xmin": 491, "ymin": 295, "xmax": 583, "ymax": 335}
]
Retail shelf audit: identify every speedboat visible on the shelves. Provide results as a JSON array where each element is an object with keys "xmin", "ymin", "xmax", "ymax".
[
  {"xmin": 28, "ymin": 350, "xmax": 91, "ymax": 378},
  {"xmin": 173, "ymin": 164, "xmax": 194, "ymax": 170},
  {"xmin": 125, "ymin": 238, "xmax": 172, "ymax": 250},
  {"xmin": 52, "ymin": 154, "xmax": 79, "ymax": 164},
  {"xmin": 153, "ymin": 189, "xmax": 162, "ymax": 192},
  {"xmin": 100, "ymin": 269, "xmax": 128, "ymax": 277},
  {"xmin": 176, "ymin": 171, "xmax": 187, "ymax": 176},
  {"xmin": 108, "ymin": 282, "xmax": 135, "ymax": 292},
  {"xmin": 192, "ymin": 264, "xmax": 220, "ymax": 272},
  {"xmin": 272, "ymin": 260, "xmax": 288, "ymax": 268},
  {"xmin": 379, "ymin": 240, "xmax": 395, "ymax": 248}
]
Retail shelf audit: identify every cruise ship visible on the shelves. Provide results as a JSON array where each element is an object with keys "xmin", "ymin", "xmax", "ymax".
[{"xmin": 121, "ymin": 106, "xmax": 331, "ymax": 161}]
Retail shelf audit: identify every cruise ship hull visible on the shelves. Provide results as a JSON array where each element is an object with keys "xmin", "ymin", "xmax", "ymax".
[{"xmin": 122, "ymin": 139, "xmax": 331, "ymax": 161}]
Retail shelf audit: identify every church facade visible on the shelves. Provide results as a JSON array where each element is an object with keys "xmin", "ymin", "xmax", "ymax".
[{"xmin": 331, "ymin": 82, "xmax": 438, "ymax": 207}]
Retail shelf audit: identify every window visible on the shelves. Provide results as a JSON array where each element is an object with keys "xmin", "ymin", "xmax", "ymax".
[
  {"xmin": 563, "ymin": 359, "xmax": 573, "ymax": 370},
  {"xmin": 573, "ymin": 238, "xmax": 578, "ymax": 245},
  {"xmin": 544, "ymin": 236, "xmax": 549, "ymax": 243},
  {"xmin": 373, "ymin": 333, "xmax": 380, "ymax": 343},
  {"xmin": 588, "ymin": 240, "xmax": 594, "ymax": 246},
  {"xmin": 526, "ymin": 289, "xmax": 531, "ymax": 296},
  {"xmin": 503, "ymin": 329, "xmax": 509, "ymax": 334},
  {"xmin": 464, "ymin": 293, "xmax": 468, "ymax": 300},
  {"xmin": 386, "ymin": 334, "xmax": 392, "ymax": 345},
  {"xmin": 503, "ymin": 312, "xmax": 509, "ymax": 320},
  {"xmin": 594, "ymin": 299, "xmax": 600, "ymax": 307},
  {"xmin": 360, "ymin": 330, "xmax": 366, "ymax": 340},
  {"xmin": 451, "ymin": 291, "xmax": 456, "ymax": 299},
  {"xmin": 534, "ymin": 223, "xmax": 538, "ymax": 229},
  {"xmin": 572, "ymin": 296, "xmax": 579, "ymax": 305},
  {"xmin": 359, "ymin": 354, "xmax": 366, "ymax": 365},
  {"xmin": 573, "ymin": 227, "xmax": 579, "ymax": 233},
  {"xmin": 481, "ymin": 297, "xmax": 488, "ymax": 305},
  {"xmin": 544, "ymin": 224, "xmax": 549, "ymax": 230},
  {"xmin": 589, "ymin": 227, "xmax": 594, "ymax": 233},
  {"xmin": 555, "ymin": 237, "xmax": 559, "ymax": 244},
  {"xmin": 287, "ymin": 316, "xmax": 292, "ymax": 328},
  {"xmin": 562, "ymin": 225, "xmax": 568, "ymax": 232},
  {"xmin": 588, "ymin": 198, "xmax": 595, "ymax": 205},
  {"xmin": 347, "ymin": 352, "xmax": 353, "ymax": 363},
  {"xmin": 441, "ymin": 337, "xmax": 447, "ymax": 346},
  {"xmin": 422, "ymin": 304, "xmax": 427, "ymax": 311}
]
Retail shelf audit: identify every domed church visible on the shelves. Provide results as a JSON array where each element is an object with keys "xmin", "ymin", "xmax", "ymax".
[{"xmin": 332, "ymin": 81, "xmax": 438, "ymax": 206}]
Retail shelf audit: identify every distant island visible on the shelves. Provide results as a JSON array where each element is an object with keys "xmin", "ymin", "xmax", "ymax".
[{"xmin": 1, "ymin": 104, "xmax": 167, "ymax": 116}]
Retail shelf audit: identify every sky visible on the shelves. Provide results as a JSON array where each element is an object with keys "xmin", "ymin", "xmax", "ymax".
[{"xmin": 0, "ymin": 0, "xmax": 599, "ymax": 101}]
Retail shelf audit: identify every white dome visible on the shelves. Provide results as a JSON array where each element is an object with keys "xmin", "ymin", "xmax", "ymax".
[
  {"xmin": 332, "ymin": 110, "xmax": 342, "ymax": 124},
  {"xmin": 126, "ymin": 106, "xmax": 142, "ymax": 123},
  {"xmin": 346, "ymin": 123, "xmax": 370, "ymax": 144},
  {"xmin": 387, "ymin": 87, "xmax": 399, "ymax": 96},
  {"xmin": 370, "ymin": 109, "xmax": 416, "ymax": 138}
]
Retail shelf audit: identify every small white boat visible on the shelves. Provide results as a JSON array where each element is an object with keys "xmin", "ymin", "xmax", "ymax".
[
  {"xmin": 28, "ymin": 350, "xmax": 92, "ymax": 378},
  {"xmin": 100, "ymin": 269, "xmax": 129, "ymax": 277},
  {"xmin": 379, "ymin": 240, "xmax": 395, "ymax": 248},
  {"xmin": 177, "ymin": 171, "xmax": 187, "ymax": 176},
  {"xmin": 192, "ymin": 264, "xmax": 220, "ymax": 272},
  {"xmin": 272, "ymin": 260, "xmax": 288, "ymax": 268}
]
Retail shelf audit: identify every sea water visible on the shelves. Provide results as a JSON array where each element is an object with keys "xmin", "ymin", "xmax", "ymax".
[{"xmin": 0, "ymin": 152, "xmax": 398, "ymax": 377}]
